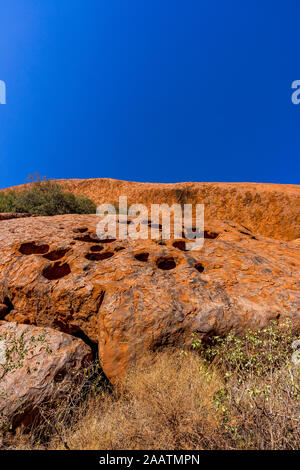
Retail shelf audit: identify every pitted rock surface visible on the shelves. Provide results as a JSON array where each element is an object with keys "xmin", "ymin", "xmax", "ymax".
[{"xmin": 0, "ymin": 213, "xmax": 299, "ymax": 381}]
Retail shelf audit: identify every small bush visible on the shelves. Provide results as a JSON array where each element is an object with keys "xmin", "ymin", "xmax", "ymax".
[
  {"xmin": 191, "ymin": 320, "xmax": 300, "ymax": 449},
  {"xmin": 0, "ymin": 180, "xmax": 96, "ymax": 216},
  {"xmin": 191, "ymin": 319, "xmax": 297, "ymax": 376}
]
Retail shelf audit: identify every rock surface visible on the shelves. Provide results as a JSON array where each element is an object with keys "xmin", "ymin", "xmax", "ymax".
[
  {"xmin": 3, "ymin": 179, "xmax": 299, "ymax": 241},
  {"xmin": 0, "ymin": 212, "xmax": 36, "ymax": 221},
  {"xmin": 0, "ymin": 213, "xmax": 299, "ymax": 382},
  {"xmin": 0, "ymin": 322, "xmax": 92, "ymax": 428}
]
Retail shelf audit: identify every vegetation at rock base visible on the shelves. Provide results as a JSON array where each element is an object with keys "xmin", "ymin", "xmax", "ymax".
[
  {"xmin": 1, "ymin": 321, "xmax": 299, "ymax": 450},
  {"xmin": 0, "ymin": 174, "xmax": 96, "ymax": 216}
]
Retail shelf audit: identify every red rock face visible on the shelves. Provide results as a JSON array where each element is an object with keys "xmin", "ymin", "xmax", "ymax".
[
  {"xmin": 3, "ymin": 179, "xmax": 299, "ymax": 241},
  {"xmin": 0, "ymin": 212, "xmax": 37, "ymax": 221},
  {"xmin": 0, "ymin": 213, "xmax": 299, "ymax": 382}
]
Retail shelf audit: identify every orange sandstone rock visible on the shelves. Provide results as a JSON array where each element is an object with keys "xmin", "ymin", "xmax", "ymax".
[
  {"xmin": 0, "ymin": 213, "xmax": 299, "ymax": 382},
  {"xmin": 3, "ymin": 178, "xmax": 299, "ymax": 241}
]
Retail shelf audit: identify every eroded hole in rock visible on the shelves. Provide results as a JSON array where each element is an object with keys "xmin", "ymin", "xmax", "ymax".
[
  {"xmin": 73, "ymin": 227, "xmax": 88, "ymax": 233},
  {"xmin": 85, "ymin": 252, "xmax": 114, "ymax": 261},
  {"xmin": 195, "ymin": 263, "xmax": 204, "ymax": 273},
  {"xmin": 43, "ymin": 248, "xmax": 69, "ymax": 261},
  {"xmin": 42, "ymin": 262, "xmax": 71, "ymax": 280},
  {"xmin": 182, "ymin": 228, "xmax": 202, "ymax": 239},
  {"xmin": 157, "ymin": 256, "xmax": 176, "ymax": 270},
  {"xmin": 19, "ymin": 242, "xmax": 50, "ymax": 255},
  {"xmin": 114, "ymin": 246, "xmax": 125, "ymax": 252},
  {"xmin": 74, "ymin": 234, "xmax": 101, "ymax": 243},
  {"xmin": 134, "ymin": 252, "xmax": 149, "ymax": 262},
  {"xmin": 98, "ymin": 238, "xmax": 116, "ymax": 244},
  {"xmin": 173, "ymin": 241, "xmax": 186, "ymax": 251},
  {"xmin": 182, "ymin": 230, "xmax": 219, "ymax": 240},
  {"xmin": 204, "ymin": 230, "xmax": 219, "ymax": 239},
  {"xmin": 90, "ymin": 245, "xmax": 104, "ymax": 252}
]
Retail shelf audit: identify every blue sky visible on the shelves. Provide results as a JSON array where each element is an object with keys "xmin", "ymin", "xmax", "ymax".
[{"xmin": 0, "ymin": 0, "xmax": 299, "ymax": 189}]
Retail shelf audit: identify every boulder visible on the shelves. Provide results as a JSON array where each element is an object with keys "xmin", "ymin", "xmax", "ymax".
[
  {"xmin": 0, "ymin": 322, "xmax": 92, "ymax": 428},
  {"xmin": 0, "ymin": 213, "xmax": 299, "ymax": 382}
]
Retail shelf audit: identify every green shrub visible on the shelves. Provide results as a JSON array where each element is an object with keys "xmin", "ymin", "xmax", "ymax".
[
  {"xmin": 0, "ymin": 181, "xmax": 96, "ymax": 216},
  {"xmin": 191, "ymin": 319, "xmax": 297, "ymax": 376},
  {"xmin": 191, "ymin": 320, "xmax": 300, "ymax": 449},
  {"xmin": 0, "ymin": 191, "xmax": 18, "ymax": 213}
]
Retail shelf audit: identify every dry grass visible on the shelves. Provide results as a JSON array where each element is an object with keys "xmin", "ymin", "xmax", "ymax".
[
  {"xmin": 1, "ymin": 323, "xmax": 300, "ymax": 450},
  {"xmin": 49, "ymin": 352, "xmax": 225, "ymax": 450}
]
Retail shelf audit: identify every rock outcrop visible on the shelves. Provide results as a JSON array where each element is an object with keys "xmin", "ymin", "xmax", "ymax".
[
  {"xmin": 0, "ymin": 322, "xmax": 92, "ymax": 428},
  {"xmin": 0, "ymin": 212, "xmax": 35, "ymax": 221},
  {"xmin": 2, "ymin": 179, "xmax": 299, "ymax": 241},
  {"xmin": 0, "ymin": 213, "xmax": 299, "ymax": 382}
]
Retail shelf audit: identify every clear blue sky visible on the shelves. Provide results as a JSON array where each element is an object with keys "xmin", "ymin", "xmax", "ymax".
[{"xmin": 0, "ymin": 0, "xmax": 299, "ymax": 189}]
